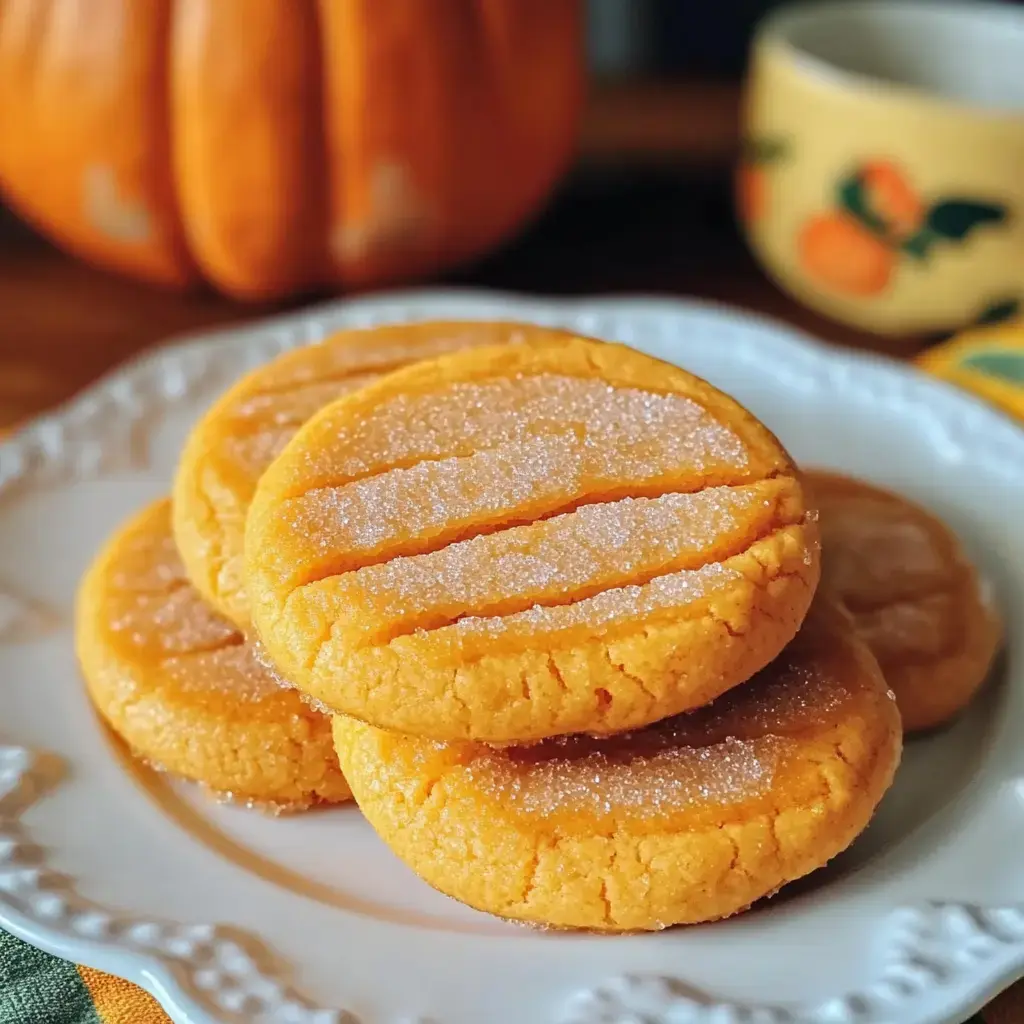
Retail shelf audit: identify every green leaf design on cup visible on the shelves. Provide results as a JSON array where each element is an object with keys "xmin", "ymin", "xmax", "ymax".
[
  {"xmin": 741, "ymin": 136, "xmax": 790, "ymax": 165},
  {"xmin": 900, "ymin": 230, "xmax": 936, "ymax": 261},
  {"xmin": 837, "ymin": 174, "xmax": 889, "ymax": 237},
  {"xmin": 975, "ymin": 297, "xmax": 1021, "ymax": 327},
  {"xmin": 901, "ymin": 199, "xmax": 1008, "ymax": 259},
  {"xmin": 960, "ymin": 349, "xmax": 1024, "ymax": 384},
  {"xmin": 927, "ymin": 200, "xmax": 1008, "ymax": 240}
]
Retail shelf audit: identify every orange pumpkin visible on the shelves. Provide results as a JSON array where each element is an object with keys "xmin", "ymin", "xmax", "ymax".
[{"xmin": 0, "ymin": 0, "xmax": 583, "ymax": 299}]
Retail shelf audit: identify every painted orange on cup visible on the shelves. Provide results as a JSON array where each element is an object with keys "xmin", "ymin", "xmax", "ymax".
[
  {"xmin": 736, "ymin": 137, "xmax": 789, "ymax": 226},
  {"xmin": 798, "ymin": 212, "xmax": 894, "ymax": 297},
  {"xmin": 737, "ymin": 165, "xmax": 767, "ymax": 225},
  {"xmin": 799, "ymin": 160, "xmax": 1009, "ymax": 298},
  {"xmin": 861, "ymin": 161, "xmax": 925, "ymax": 240}
]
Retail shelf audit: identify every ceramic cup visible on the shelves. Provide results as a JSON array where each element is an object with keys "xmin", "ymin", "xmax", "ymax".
[{"xmin": 738, "ymin": 0, "xmax": 1024, "ymax": 337}]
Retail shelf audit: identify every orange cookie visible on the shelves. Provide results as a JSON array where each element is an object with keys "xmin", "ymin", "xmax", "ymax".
[
  {"xmin": 173, "ymin": 321, "xmax": 526, "ymax": 628},
  {"xmin": 247, "ymin": 331, "xmax": 821, "ymax": 743},
  {"xmin": 334, "ymin": 597, "xmax": 901, "ymax": 931},
  {"xmin": 807, "ymin": 470, "xmax": 1001, "ymax": 732},
  {"xmin": 76, "ymin": 499, "xmax": 350, "ymax": 809}
]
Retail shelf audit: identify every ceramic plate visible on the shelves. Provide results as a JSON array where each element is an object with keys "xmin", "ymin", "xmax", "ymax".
[{"xmin": 1, "ymin": 291, "xmax": 1022, "ymax": 1024}]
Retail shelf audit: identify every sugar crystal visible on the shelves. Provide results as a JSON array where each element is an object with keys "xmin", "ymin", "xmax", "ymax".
[
  {"xmin": 450, "ymin": 562, "xmax": 742, "ymax": 640},
  {"xmin": 460, "ymin": 605, "xmax": 869, "ymax": 822},
  {"xmin": 851, "ymin": 591, "xmax": 957, "ymax": 662},
  {"xmin": 105, "ymin": 509, "xmax": 302, "ymax": 704},
  {"xmin": 330, "ymin": 486, "xmax": 775, "ymax": 637},
  {"xmin": 162, "ymin": 643, "xmax": 285, "ymax": 702},
  {"xmin": 467, "ymin": 734, "xmax": 784, "ymax": 821},
  {"xmin": 216, "ymin": 324, "xmax": 528, "ymax": 484},
  {"xmin": 297, "ymin": 374, "xmax": 749, "ymax": 487},
  {"xmin": 820, "ymin": 497, "xmax": 949, "ymax": 609},
  {"xmin": 288, "ymin": 437, "xmax": 774, "ymax": 582}
]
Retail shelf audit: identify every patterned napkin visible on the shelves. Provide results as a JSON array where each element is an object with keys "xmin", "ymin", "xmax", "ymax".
[
  {"xmin": 2, "ymin": 324, "xmax": 1022, "ymax": 1023},
  {"xmin": 0, "ymin": 929, "xmax": 169, "ymax": 1022},
  {"xmin": 917, "ymin": 320, "xmax": 1024, "ymax": 422}
]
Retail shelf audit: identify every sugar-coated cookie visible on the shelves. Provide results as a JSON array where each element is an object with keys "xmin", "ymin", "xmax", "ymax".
[
  {"xmin": 76, "ymin": 499, "xmax": 351, "ymax": 809},
  {"xmin": 174, "ymin": 322, "xmax": 526, "ymax": 628},
  {"xmin": 246, "ymin": 331, "xmax": 821, "ymax": 743},
  {"xmin": 334, "ymin": 597, "xmax": 901, "ymax": 931},
  {"xmin": 807, "ymin": 470, "xmax": 1001, "ymax": 732}
]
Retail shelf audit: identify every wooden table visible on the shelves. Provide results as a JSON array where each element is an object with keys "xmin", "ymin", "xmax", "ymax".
[{"xmin": 0, "ymin": 84, "xmax": 1018, "ymax": 1024}]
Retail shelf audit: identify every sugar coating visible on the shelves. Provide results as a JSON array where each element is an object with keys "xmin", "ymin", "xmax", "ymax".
[
  {"xmin": 221, "ymin": 376, "xmax": 379, "ymax": 480},
  {"xmin": 693, "ymin": 660, "xmax": 854, "ymax": 737},
  {"xmin": 77, "ymin": 500, "xmax": 351, "ymax": 806},
  {"xmin": 105, "ymin": 508, "xmax": 293, "ymax": 698},
  {"xmin": 162, "ymin": 644, "xmax": 286, "ymax": 703},
  {"xmin": 468, "ymin": 735, "xmax": 785, "ymax": 819},
  {"xmin": 175, "ymin": 322, "xmax": 531, "ymax": 627},
  {"xmin": 450, "ymin": 562, "xmax": 743, "ymax": 640},
  {"xmin": 193, "ymin": 324, "xmax": 529, "ymax": 495},
  {"xmin": 220, "ymin": 428, "xmax": 298, "ymax": 483},
  {"xmin": 251, "ymin": 640, "xmax": 338, "ymax": 716},
  {"xmin": 267, "ymin": 373, "xmax": 778, "ymax": 635},
  {"xmin": 808, "ymin": 469, "xmax": 1002, "ymax": 733},
  {"xmin": 326, "ymin": 483, "xmax": 787, "ymax": 638},
  {"xmin": 231, "ymin": 330, "xmax": 516, "ymax": 409},
  {"xmin": 251, "ymin": 337, "xmax": 820, "ymax": 743},
  {"xmin": 294, "ymin": 374, "xmax": 749, "ymax": 488},
  {"xmin": 111, "ymin": 528, "xmax": 186, "ymax": 591},
  {"xmin": 289, "ymin": 437, "xmax": 769, "ymax": 580},
  {"xmin": 108, "ymin": 531, "xmax": 240, "ymax": 656},
  {"xmin": 820, "ymin": 501, "xmax": 949, "ymax": 609},
  {"xmin": 250, "ymin": 637, "xmax": 292, "ymax": 683},
  {"xmin": 296, "ymin": 690, "xmax": 339, "ymax": 717},
  {"xmin": 852, "ymin": 592, "xmax": 957, "ymax": 662},
  {"xmin": 230, "ymin": 375, "xmax": 380, "ymax": 429}
]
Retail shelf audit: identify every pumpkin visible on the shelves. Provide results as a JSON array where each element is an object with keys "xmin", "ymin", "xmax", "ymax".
[{"xmin": 0, "ymin": 0, "xmax": 583, "ymax": 299}]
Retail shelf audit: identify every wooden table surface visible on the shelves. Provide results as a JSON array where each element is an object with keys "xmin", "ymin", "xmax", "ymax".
[{"xmin": 0, "ymin": 83, "xmax": 1017, "ymax": 1024}]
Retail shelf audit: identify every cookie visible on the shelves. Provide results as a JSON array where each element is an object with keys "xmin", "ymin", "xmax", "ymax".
[
  {"xmin": 246, "ymin": 332, "xmax": 821, "ymax": 743},
  {"xmin": 76, "ymin": 499, "xmax": 351, "ymax": 809},
  {"xmin": 334, "ymin": 597, "xmax": 901, "ymax": 931},
  {"xmin": 173, "ymin": 321, "xmax": 526, "ymax": 628},
  {"xmin": 807, "ymin": 469, "xmax": 1001, "ymax": 732}
]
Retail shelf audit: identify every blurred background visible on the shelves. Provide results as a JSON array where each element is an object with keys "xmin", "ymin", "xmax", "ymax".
[
  {"xmin": 0, "ymin": 0, "xmax": 765, "ymax": 427},
  {"xmin": 587, "ymin": 0, "xmax": 781, "ymax": 77},
  {"xmin": 1, "ymin": 0, "xmax": 1022, "ymax": 427}
]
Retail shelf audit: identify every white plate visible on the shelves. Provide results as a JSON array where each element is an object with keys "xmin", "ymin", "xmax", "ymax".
[{"xmin": 1, "ymin": 290, "xmax": 1022, "ymax": 1024}]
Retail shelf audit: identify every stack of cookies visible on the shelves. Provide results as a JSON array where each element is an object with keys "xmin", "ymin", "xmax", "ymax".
[{"xmin": 76, "ymin": 323, "xmax": 1001, "ymax": 932}]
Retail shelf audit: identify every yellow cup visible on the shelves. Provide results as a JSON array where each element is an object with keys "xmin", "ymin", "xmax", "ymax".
[{"xmin": 739, "ymin": 0, "xmax": 1024, "ymax": 338}]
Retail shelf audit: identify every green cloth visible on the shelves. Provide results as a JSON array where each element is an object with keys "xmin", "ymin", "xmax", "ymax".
[{"xmin": 0, "ymin": 929, "xmax": 99, "ymax": 1024}]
